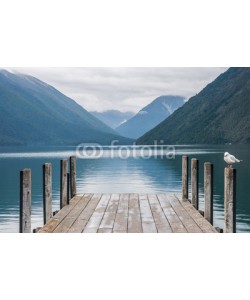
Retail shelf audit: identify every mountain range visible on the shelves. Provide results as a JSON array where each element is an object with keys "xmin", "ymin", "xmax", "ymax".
[
  {"xmin": 116, "ymin": 96, "xmax": 185, "ymax": 139},
  {"xmin": 2, "ymin": 67, "xmax": 249, "ymax": 147},
  {"xmin": 90, "ymin": 110, "xmax": 135, "ymax": 129},
  {"xmin": 0, "ymin": 69, "xmax": 132, "ymax": 146},
  {"xmin": 137, "ymin": 67, "xmax": 250, "ymax": 144}
]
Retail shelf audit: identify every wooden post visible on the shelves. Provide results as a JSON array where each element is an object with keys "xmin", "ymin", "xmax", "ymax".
[
  {"xmin": 182, "ymin": 156, "xmax": 188, "ymax": 200},
  {"xmin": 20, "ymin": 169, "xmax": 32, "ymax": 233},
  {"xmin": 224, "ymin": 167, "xmax": 236, "ymax": 233},
  {"xmin": 43, "ymin": 163, "xmax": 52, "ymax": 225},
  {"xmin": 204, "ymin": 162, "xmax": 213, "ymax": 225},
  {"xmin": 70, "ymin": 156, "xmax": 77, "ymax": 198},
  {"xmin": 60, "ymin": 159, "xmax": 68, "ymax": 209},
  {"xmin": 67, "ymin": 173, "xmax": 70, "ymax": 204},
  {"xmin": 191, "ymin": 158, "xmax": 199, "ymax": 209}
]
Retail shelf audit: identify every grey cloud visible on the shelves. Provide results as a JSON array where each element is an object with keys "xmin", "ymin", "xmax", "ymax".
[{"xmin": 11, "ymin": 67, "xmax": 228, "ymax": 112}]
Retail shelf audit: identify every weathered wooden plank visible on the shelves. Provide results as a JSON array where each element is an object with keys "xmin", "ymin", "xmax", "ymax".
[
  {"xmin": 148, "ymin": 194, "xmax": 172, "ymax": 233},
  {"xmin": 67, "ymin": 194, "xmax": 93, "ymax": 219},
  {"xmin": 191, "ymin": 158, "xmax": 199, "ymax": 209},
  {"xmin": 128, "ymin": 193, "xmax": 142, "ymax": 233},
  {"xmin": 99, "ymin": 194, "xmax": 120, "ymax": 231},
  {"xmin": 53, "ymin": 217, "xmax": 77, "ymax": 234},
  {"xmin": 70, "ymin": 156, "xmax": 77, "ymax": 198},
  {"xmin": 77, "ymin": 194, "xmax": 102, "ymax": 220},
  {"xmin": 157, "ymin": 194, "xmax": 187, "ymax": 233},
  {"xmin": 224, "ymin": 167, "xmax": 236, "ymax": 233},
  {"xmin": 43, "ymin": 163, "xmax": 52, "ymax": 225},
  {"xmin": 20, "ymin": 169, "xmax": 32, "ymax": 233},
  {"xmin": 113, "ymin": 194, "xmax": 129, "ymax": 233},
  {"xmin": 181, "ymin": 199, "xmax": 217, "ymax": 233},
  {"xmin": 83, "ymin": 194, "xmax": 111, "ymax": 233},
  {"xmin": 67, "ymin": 194, "xmax": 102, "ymax": 233},
  {"xmin": 182, "ymin": 156, "xmax": 188, "ymax": 200},
  {"xmin": 38, "ymin": 196, "xmax": 82, "ymax": 233},
  {"xmin": 204, "ymin": 162, "xmax": 213, "ymax": 225},
  {"xmin": 53, "ymin": 194, "xmax": 93, "ymax": 233},
  {"xmin": 169, "ymin": 196, "xmax": 202, "ymax": 233},
  {"xmin": 60, "ymin": 159, "xmax": 68, "ymax": 209},
  {"xmin": 139, "ymin": 194, "xmax": 157, "ymax": 233},
  {"xmin": 67, "ymin": 219, "xmax": 87, "ymax": 233}
]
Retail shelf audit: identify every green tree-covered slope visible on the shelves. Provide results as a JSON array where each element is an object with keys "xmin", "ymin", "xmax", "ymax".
[
  {"xmin": 137, "ymin": 68, "xmax": 250, "ymax": 145},
  {"xmin": 0, "ymin": 69, "xmax": 132, "ymax": 145}
]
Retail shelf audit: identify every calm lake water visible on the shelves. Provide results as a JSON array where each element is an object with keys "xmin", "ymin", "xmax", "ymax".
[{"xmin": 0, "ymin": 145, "xmax": 249, "ymax": 233}]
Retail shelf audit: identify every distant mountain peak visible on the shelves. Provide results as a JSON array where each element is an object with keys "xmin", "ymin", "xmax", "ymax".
[
  {"xmin": 90, "ymin": 110, "xmax": 135, "ymax": 129},
  {"xmin": 116, "ymin": 95, "xmax": 185, "ymax": 139}
]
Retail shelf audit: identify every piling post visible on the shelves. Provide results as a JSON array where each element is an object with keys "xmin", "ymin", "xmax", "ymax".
[
  {"xmin": 67, "ymin": 173, "xmax": 70, "ymax": 204},
  {"xmin": 70, "ymin": 156, "xmax": 77, "ymax": 198},
  {"xmin": 60, "ymin": 159, "xmax": 68, "ymax": 209},
  {"xmin": 204, "ymin": 162, "xmax": 213, "ymax": 224},
  {"xmin": 182, "ymin": 156, "xmax": 188, "ymax": 200},
  {"xmin": 20, "ymin": 169, "xmax": 32, "ymax": 233},
  {"xmin": 43, "ymin": 163, "xmax": 52, "ymax": 225},
  {"xmin": 224, "ymin": 167, "xmax": 236, "ymax": 233},
  {"xmin": 191, "ymin": 158, "xmax": 199, "ymax": 209}
]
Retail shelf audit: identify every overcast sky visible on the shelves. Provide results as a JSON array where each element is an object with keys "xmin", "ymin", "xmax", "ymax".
[{"xmin": 11, "ymin": 67, "xmax": 228, "ymax": 113}]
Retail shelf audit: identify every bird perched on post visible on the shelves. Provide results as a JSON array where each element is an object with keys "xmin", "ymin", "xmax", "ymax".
[{"xmin": 224, "ymin": 152, "xmax": 242, "ymax": 168}]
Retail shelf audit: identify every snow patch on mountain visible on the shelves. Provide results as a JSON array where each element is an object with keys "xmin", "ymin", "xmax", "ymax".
[
  {"xmin": 162, "ymin": 102, "xmax": 174, "ymax": 114},
  {"xmin": 138, "ymin": 110, "xmax": 148, "ymax": 115}
]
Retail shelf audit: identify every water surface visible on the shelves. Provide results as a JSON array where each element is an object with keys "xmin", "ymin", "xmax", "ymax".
[{"xmin": 0, "ymin": 145, "xmax": 249, "ymax": 232}]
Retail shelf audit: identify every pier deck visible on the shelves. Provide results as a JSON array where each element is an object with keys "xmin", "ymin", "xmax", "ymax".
[{"xmin": 38, "ymin": 194, "xmax": 217, "ymax": 233}]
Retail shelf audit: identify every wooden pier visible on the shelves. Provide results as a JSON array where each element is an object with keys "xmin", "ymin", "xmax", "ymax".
[
  {"xmin": 19, "ymin": 155, "xmax": 237, "ymax": 233},
  {"xmin": 38, "ymin": 194, "xmax": 217, "ymax": 233}
]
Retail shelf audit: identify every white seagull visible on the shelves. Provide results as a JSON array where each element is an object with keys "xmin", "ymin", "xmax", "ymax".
[{"xmin": 224, "ymin": 152, "xmax": 243, "ymax": 168}]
